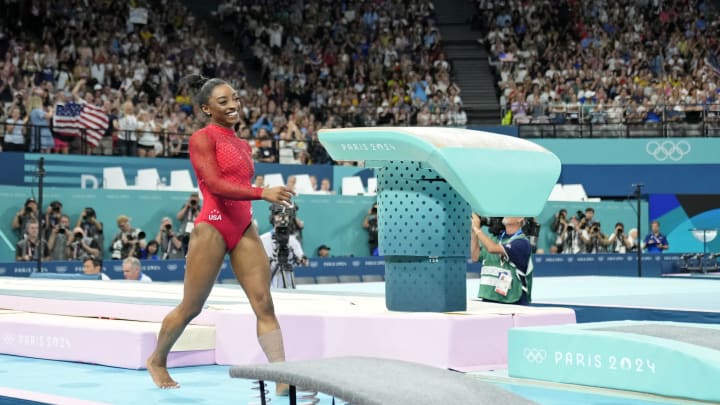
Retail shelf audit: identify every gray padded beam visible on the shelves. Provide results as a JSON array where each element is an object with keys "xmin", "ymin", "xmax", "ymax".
[{"xmin": 230, "ymin": 357, "xmax": 537, "ymax": 405}]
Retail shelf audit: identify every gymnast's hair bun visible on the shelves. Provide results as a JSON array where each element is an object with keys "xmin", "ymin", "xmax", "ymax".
[{"xmin": 178, "ymin": 74, "xmax": 209, "ymax": 91}]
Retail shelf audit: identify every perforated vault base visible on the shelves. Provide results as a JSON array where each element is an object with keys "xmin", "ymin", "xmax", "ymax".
[{"xmin": 377, "ymin": 161, "xmax": 472, "ymax": 312}]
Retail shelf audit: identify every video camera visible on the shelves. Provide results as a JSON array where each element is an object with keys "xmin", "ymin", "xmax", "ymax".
[
  {"xmin": 269, "ymin": 203, "xmax": 297, "ymax": 288},
  {"xmin": 522, "ymin": 218, "xmax": 541, "ymax": 238},
  {"xmin": 479, "ymin": 216, "xmax": 504, "ymax": 237},
  {"xmin": 270, "ymin": 203, "xmax": 296, "ymax": 252}
]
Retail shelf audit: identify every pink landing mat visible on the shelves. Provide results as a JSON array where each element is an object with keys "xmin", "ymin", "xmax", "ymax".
[{"xmin": 0, "ymin": 278, "xmax": 575, "ymax": 370}]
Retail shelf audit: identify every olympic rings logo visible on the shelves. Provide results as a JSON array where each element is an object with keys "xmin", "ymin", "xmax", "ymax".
[
  {"xmin": 645, "ymin": 141, "xmax": 691, "ymax": 161},
  {"xmin": 523, "ymin": 347, "xmax": 547, "ymax": 364}
]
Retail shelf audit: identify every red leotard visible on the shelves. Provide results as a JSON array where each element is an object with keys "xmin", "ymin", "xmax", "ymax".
[{"xmin": 189, "ymin": 123, "xmax": 264, "ymax": 251}]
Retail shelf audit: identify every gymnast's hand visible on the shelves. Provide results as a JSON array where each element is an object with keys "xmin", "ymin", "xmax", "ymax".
[{"xmin": 262, "ymin": 186, "xmax": 295, "ymax": 207}]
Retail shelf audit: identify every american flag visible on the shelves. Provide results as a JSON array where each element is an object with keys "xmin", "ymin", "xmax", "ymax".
[{"xmin": 53, "ymin": 102, "xmax": 108, "ymax": 147}]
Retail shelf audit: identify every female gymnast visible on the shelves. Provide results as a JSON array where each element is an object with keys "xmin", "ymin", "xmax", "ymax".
[{"xmin": 147, "ymin": 75, "xmax": 294, "ymax": 393}]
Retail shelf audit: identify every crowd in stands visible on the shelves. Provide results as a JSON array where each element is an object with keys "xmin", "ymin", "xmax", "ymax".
[
  {"xmin": 475, "ymin": 0, "xmax": 720, "ymax": 126},
  {"xmin": 0, "ymin": 0, "xmax": 467, "ymax": 160},
  {"xmin": 217, "ymin": 0, "xmax": 466, "ymax": 128}
]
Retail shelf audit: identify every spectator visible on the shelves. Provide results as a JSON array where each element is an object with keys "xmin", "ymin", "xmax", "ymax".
[
  {"xmin": 117, "ymin": 101, "xmax": 139, "ymax": 157},
  {"xmin": 15, "ymin": 220, "xmax": 50, "ymax": 262},
  {"xmin": 255, "ymin": 134, "xmax": 277, "ymax": 163},
  {"xmin": 644, "ymin": 220, "xmax": 669, "ymax": 253},
  {"xmin": 319, "ymin": 178, "xmax": 332, "ymax": 194},
  {"xmin": 27, "ymin": 95, "xmax": 53, "ymax": 153},
  {"xmin": 82, "ymin": 255, "xmax": 110, "ymax": 280},
  {"xmin": 137, "ymin": 109, "xmax": 158, "ymax": 158},
  {"xmin": 253, "ymin": 175, "xmax": 265, "ymax": 188},
  {"xmin": 122, "ymin": 257, "xmax": 153, "ymax": 282},
  {"xmin": 4, "ymin": 106, "xmax": 27, "ymax": 152}
]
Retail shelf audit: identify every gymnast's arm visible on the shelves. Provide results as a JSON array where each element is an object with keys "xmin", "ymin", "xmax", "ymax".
[{"xmin": 188, "ymin": 133, "xmax": 265, "ymax": 201}]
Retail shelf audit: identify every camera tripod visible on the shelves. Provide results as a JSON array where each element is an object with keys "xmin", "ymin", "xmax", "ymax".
[
  {"xmin": 271, "ymin": 260, "xmax": 296, "ymax": 289},
  {"xmin": 271, "ymin": 243, "xmax": 296, "ymax": 289}
]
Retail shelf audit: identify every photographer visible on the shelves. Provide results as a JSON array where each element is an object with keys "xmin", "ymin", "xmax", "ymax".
[
  {"xmin": 67, "ymin": 227, "xmax": 102, "ymax": 261},
  {"xmin": 109, "ymin": 215, "xmax": 146, "ymax": 260},
  {"xmin": 561, "ymin": 222, "xmax": 584, "ymax": 254},
  {"xmin": 523, "ymin": 217, "xmax": 541, "ymax": 254},
  {"xmin": 471, "ymin": 214, "xmax": 533, "ymax": 305},
  {"xmin": 12, "ymin": 198, "xmax": 39, "ymax": 239},
  {"xmin": 15, "ymin": 220, "xmax": 50, "ymax": 262},
  {"xmin": 580, "ymin": 222, "xmax": 609, "ymax": 253},
  {"xmin": 261, "ymin": 204, "xmax": 307, "ymax": 288},
  {"xmin": 75, "ymin": 207, "xmax": 104, "ymax": 257},
  {"xmin": 176, "ymin": 192, "xmax": 201, "ymax": 252},
  {"xmin": 606, "ymin": 222, "xmax": 633, "ymax": 253},
  {"xmin": 43, "ymin": 200, "xmax": 65, "ymax": 239},
  {"xmin": 551, "ymin": 209, "xmax": 568, "ymax": 253},
  {"xmin": 363, "ymin": 202, "xmax": 379, "ymax": 256},
  {"xmin": 154, "ymin": 217, "xmax": 185, "ymax": 260},
  {"xmin": 48, "ymin": 215, "xmax": 72, "ymax": 260}
]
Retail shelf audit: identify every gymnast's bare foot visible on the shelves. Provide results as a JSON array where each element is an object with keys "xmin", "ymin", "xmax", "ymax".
[
  {"xmin": 147, "ymin": 357, "xmax": 180, "ymax": 389},
  {"xmin": 276, "ymin": 382, "xmax": 290, "ymax": 396}
]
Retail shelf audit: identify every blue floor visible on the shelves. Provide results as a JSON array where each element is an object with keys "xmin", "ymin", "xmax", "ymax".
[
  {"xmin": 301, "ymin": 276, "xmax": 720, "ymax": 312},
  {"xmin": 0, "ymin": 354, "xmax": 698, "ymax": 404}
]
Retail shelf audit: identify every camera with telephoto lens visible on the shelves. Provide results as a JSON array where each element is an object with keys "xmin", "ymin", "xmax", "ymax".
[
  {"xmin": 164, "ymin": 223, "xmax": 172, "ymax": 231},
  {"xmin": 126, "ymin": 231, "xmax": 146, "ymax": 241},
  {"xmin": 74, "ymin": 232, "xmax": 84, "ymax": 241},
  {"xmin": 591, "ymin": 223, "xmax": 601, "ymax": 234},
  {"xmin": 479, "ymin": 216, "xmax": 504, "ymax": 237},
  {"xmin": 50, "ymin": 201, "xmax": 61, "ymax": 213},
  {"xmin": 24, "ymin": 206, "xmax": 33, "ymax": 214}
]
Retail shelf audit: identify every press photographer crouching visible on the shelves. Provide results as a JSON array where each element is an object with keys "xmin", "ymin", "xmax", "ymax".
[
  {"xmin": 580, "ymin": 221, "xmax": 609, "ymax": 253},
  {"xmin": 76, "ymin": 207, "xmax": 104, "ymax": 258},
  {"xmin": 606, "ymin": 222, "xmax": 634, "ymax": 253},
  {"xmin": 471, "ymin": 214, "xmax": 533, "ymax": 305},
  {"xmin": 109, "ymin": 215, "xmax": 146, "ymax": 260},
  {"xmin": 154, "ymin": 217, "xmax": 185, "ymax": 260},
  {"xmin": 260, "ymin": 203, "xmax": 307, "ymax": 289},
  {"xmin": 67, "ymin": 227, "xmax": 101, "ymax": 261}
]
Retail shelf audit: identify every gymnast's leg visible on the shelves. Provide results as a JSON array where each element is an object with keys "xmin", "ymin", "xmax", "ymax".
[
  {"xmin": 229, "ymin": 225, "xmax": 289, "ymax": 395},
  {"xmin": 147, "ymin": 223, "xmax": 226, "ymax": 388}
]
